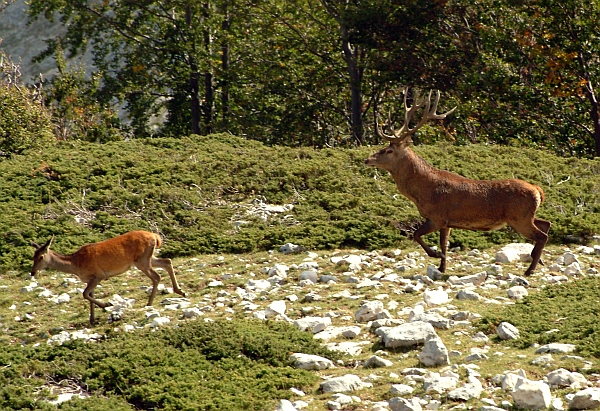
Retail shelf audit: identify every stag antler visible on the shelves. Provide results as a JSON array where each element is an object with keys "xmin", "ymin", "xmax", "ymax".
[{"xmin": 376, "ymin": 88, "xmax": 456, "ymax": 143}]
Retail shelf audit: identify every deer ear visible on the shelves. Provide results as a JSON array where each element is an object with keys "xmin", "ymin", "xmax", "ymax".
[{"xmin": 31, "ymin": 241, "xmax": 40, "ymax": 249}]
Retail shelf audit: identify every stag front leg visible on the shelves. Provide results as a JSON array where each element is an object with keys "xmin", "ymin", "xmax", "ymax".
[
  {"xmin": 438, "ymin": 227, "xmax": 451, "ymax": 272},
  {"xmin": 413, "ymin": 219, "xmax": 446, "ymax": 269}
]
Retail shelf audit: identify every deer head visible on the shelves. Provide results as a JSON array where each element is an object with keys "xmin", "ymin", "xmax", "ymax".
[{"xmin": 31, "ymin": 236, "xmax": 53, "ymax": 276}]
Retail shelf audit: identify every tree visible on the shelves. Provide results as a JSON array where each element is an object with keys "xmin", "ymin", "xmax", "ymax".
[{"xmin": 28, "ymin": 0, "xmax": 237, "ymax": 137}]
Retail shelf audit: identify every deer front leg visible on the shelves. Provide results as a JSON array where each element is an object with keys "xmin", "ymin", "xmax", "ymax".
[
  {"xmin": 83, "ymin": 278, "xmax": 112, "ymax": 325},
  {"xmin": 413, "ymin": 219, "xmax": 446, "ymax": 270},
  {"xmin": 438, "ymin": 227, "xmax": 451, "ymax": 273}
]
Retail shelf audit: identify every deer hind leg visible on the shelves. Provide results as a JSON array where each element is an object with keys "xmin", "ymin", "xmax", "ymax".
[
  {"xmin": 512, "ymin": 219, "xmax": 550, "ymax": 276},
  {"xmin": 83, "ymin": 278, "xmax": 111, "ymax": 325},
  {"xmin": 413, "ymin": 219, "xmax": 446, "ymax": 268},
  {"xmin": 152, "ymin": 257, "xmax": 186, "ymax": 297}
]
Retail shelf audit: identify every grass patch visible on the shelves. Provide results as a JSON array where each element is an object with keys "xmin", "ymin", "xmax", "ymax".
[
  {"xmin": 0, "ymin": 318, "xmax": 339, "ymax": 410},
  {"xmin": 480, "ymin": 276, "xmax": 600, "ymax": 359}
]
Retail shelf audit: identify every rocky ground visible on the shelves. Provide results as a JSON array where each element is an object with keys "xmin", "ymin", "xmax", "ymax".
[{"xmin": 6, "ymin": 240, "xmax": 600, "ymax": 410}]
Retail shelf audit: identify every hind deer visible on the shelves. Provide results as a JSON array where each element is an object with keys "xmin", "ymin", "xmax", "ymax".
[
  {"xmin": 365, "ymin": 88, "xmax": 550, "ymax": 276},
  {"xmin": 31, "ymin": 230, "xmax": 186, "ymax": 325}
]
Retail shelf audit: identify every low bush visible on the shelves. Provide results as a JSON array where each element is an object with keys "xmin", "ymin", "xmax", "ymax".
[
  {"xmin": 0, "ymin": 319, "xmax": 336, "ymax": 410},
  {"xmin": 0, "ymin": 133, "xmax": 598, "ymax": 272}
]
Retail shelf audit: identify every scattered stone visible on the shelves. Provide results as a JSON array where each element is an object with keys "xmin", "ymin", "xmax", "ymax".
[
  {"xmin": 536, "ymin": 343, "xmax": 576, "ymax": 354},
  {"xmin": 447, "ymin": 272, "xmax": 487, "ymax": 286},
  {"xmin": 418, "ymin": 336, "xmax": 450, "ymax": 367},
  {"xmin": 290, "ymin": 353, "xmax": 334, "ymax": 370},
  {"xmin": 280, "ymin": 243, "xmax": 304, "ymax": 255},
  {"xmin": 507, "ymin": 286, "xmax": 528, "ymax": 300},
  {"xmin": 355, "ymin": 300, "xmax": 384, "ymax": 322},
  {"xmin": 320, "ymin": 374, "xmax": 364, "ymax": 393},
  {"xmin": 511, "ymin": 379, "xmax": 551, "ymax": 410},
  {"xmin": 298, "ymin": 270, "xmax": 319, "ymax": 284},
  {"xmin": 377, "ymin": 321, "xmax": 438, "ymax": 348},
  {"xmin": 495, "ymin": 243, "xmax": 534, "ymax": 263},
  {"xmin": 456, "ymin": 289, "xmax": 481, "ymax": 301},
  {"xmin": 569, "ymin": 388, "xmax": 600, "ymax": 410},
  {"xmin": 294, "ymin": 316, "xmax": 332, "ymax": 333},
  {"xmin": 447, "ymin": 376, "xmax": 483, "ymax": 401},
  {"xmin": 389, "ymin": 397, "xmax": 422, "ymax": 411},
  {"xmin": 364, "ymin": 355, "xmax": 394, "ymax": 368},
  {"xmin": 423, "ymin": 288, "xmax": 449, "ymax": 306},
  {"xmin": 496, "ymin": 322, "xmax": 519, "ymax": 340},
  {"xmin": 390, "ymin": 384, "xmax": 414, "ymax": 396}
]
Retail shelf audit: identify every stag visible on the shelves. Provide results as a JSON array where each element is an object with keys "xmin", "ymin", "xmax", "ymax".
[
  {"xmin": 31, "ymin": 230, "xmax": 186, "ymax": 325},
  {"xmin": 365, "ymin": 88, "xmax": 550, "ymax": 276}
]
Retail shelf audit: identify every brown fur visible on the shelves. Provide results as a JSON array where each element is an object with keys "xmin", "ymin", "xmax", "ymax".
[
  {"xmin": 365, "ymin": 141, "xmax": 550, "ymax": 275},
  {"xmin": 31, "ymin": 230, "xmax": 186, "ymax": 325}
]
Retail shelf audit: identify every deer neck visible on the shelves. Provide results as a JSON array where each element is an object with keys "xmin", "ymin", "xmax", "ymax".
[
  {"xmin": 390, "ymin": 148, "xmax": 436, "ymax": 203},
  {"xmin": 47, "ymin": 251, "xmax": 81, "ymax": 276}
]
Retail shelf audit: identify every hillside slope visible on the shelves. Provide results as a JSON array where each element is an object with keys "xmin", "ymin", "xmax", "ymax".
[{"xmin": 1, "ymin": 133, "xmax": 599, "ymax": 272}]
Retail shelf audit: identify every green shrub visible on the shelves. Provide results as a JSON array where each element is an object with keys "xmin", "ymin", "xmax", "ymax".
[
  {"xmin": 480, "ymin": 277, "xmax": 600, "ymax": 359},
  {"xmin": 0, "ymin": 133, "xmax": 599, "ymax": 272},
  {"xmin": 0, "ymin": 85, "xmax": 55, "ymax": 157},
  {"xmin": 2, "ymin": 319, "xmax": 336, "ymax": 410}
]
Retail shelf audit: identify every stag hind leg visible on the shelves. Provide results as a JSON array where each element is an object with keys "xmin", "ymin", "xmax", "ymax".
[
  {"xmin": 511, "ymin": 218, "xmax": 550, "ymax": 276},
  {"xmin": 413, "ymin": 219, "xmax": 447, "ymax": 271}
]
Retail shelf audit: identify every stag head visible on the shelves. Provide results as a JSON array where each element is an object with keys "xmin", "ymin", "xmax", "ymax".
[{"xmin": 365, "ymin": 88, "xmax": 456, "ymax": 171}]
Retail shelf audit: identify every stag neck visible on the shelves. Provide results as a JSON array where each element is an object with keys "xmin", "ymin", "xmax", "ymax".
[{"xmin": 389, "ymin": 148, "xmax": 436, "ymax": 200}]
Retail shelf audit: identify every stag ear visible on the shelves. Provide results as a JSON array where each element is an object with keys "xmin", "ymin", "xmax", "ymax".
[{"xmin": 31, "ymin": 241, "xmax": 40, "ymax": 249}]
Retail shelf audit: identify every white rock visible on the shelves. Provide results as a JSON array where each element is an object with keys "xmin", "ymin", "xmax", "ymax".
[
  {"xmin": 535, "ymin": 343, "xmax": 576, "ymax": 354},
  {"xmin": 320, "ymin": 374, "xmax": 364, "ymax": 393},
  {"xmin": 182, "ymin": 307, "xmax": 204, "ymax": 318},
  {"xmin": 418, "ymin": 337, "xmax": 450, "ymax": 367},
  {"xmin": 390, "ymin": 384, "xmax": 414, "ymax": 396},
  {"xmin": 290, "ymin": 353, "xmax": 334, "ymax": 370},
  {"xmin": 511, "ymin": 379, "xmax": 552, "ymax": 410},
  {"xmin": 423, "ymin": 373, "xmax": 459, "ymax": 393},
  {"xmin": 447, "ymin": 376, "xmax": 483, "ymax": 401},
  {"xmin": 547, "ymin": 368, "xmax": 574, "ymax": 387},
  {"xmin": 423, "ymin": 288, "xmax": 449, "ymax": 306},
  {"xmin": 495, "ymin": 243, "xmax": 533, "ymax": 263},
  {"xmin": 507, "ymin": 286, "xmax": 528, "ymax": 300},
  {"xmin": 378, "ymin": 321, "xmax": 438, "ymax": 348},
  {"xmin": 497, "ymin": 322, "xmax": 519, "ymax": 340},
  {"xmin": 277, "ymin": 399, "xmax": 299, "ymax": 411},
  {"xmin": 569, "ymin": 388, "xmax": 600, "ymax": 410},
  {"xmin": 355, "ymin": 300, "xmax": 384, "ymax": 322},
  {"xmin": 364, "ymin": 355, "xmax": 394, "ymax": 368},
  {"xmin": 389, "ymin": 397, "xmax": 422, "ymax": 411},
  {"xmin": 294, "ymin": 317, "xmax": 332, "ymax": 333},
  {"xmin": 280, "ymin": 243, "xmax": 304, "ymax": 254},
  {"xmin": 265, "ymin": 300, "xmax": 287, "ymax": 318},
  {"xmin": 150, "ymin": 317, "xmax": 171, "ymax": 328},
  {"xmin": 447, "ymin": 272, "xmax": 487, "ymax": 286},
  {"xmin": 456, "ymin": 289, "xmax": 481, "ymax": 301},
  {"xmin": 54, "ymin": 293, "xmax": 71, "ymax": 304}
]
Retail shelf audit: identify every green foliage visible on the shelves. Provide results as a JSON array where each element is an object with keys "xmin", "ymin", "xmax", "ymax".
[
  {"xmin": 0, "ymin": 84, "xmax": 55, "ymax": 157},
  {"xmin": 0, "ymin": 134, "xmax": 599, "ymax": 273},
  {"xmin": 0, "ymin": 319, "xmax": 332, "ymax": 410},
  {"xmin": 480, "ymin": 277, "xmax": 600, "ymax": 360},
  {"xmin": 43, "ymin": 44, "xmax": 123, "ymax": 142}
]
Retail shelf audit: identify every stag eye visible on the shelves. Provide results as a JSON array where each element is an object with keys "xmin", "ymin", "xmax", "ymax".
[{"xmin": 386, "ymin": 149, "xmax": 394, "ymax": 154}]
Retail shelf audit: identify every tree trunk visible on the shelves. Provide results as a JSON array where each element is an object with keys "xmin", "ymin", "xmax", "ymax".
[
  {"xmin": 340, "ymin": 25, "xmax": 364, "ymax": 145},
  {"xmin": 203, "ymin": 2, "xmax": 214, "ymax": 134},
  {"xmin": 221, "ymin": 0, "xmax": 231, "ymax": 123},
  {"xmin": 186, "ymin": 6, "xmax": 202, "ymax": 135},
  {"xmin": 586, "ymin": 82, "xmax": 600, "ymax": 157}
]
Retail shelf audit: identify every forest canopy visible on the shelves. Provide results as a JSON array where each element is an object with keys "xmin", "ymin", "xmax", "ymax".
[{"xmin": 2, "ymin": 0, "xmax": 599, "ymax": 157}]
